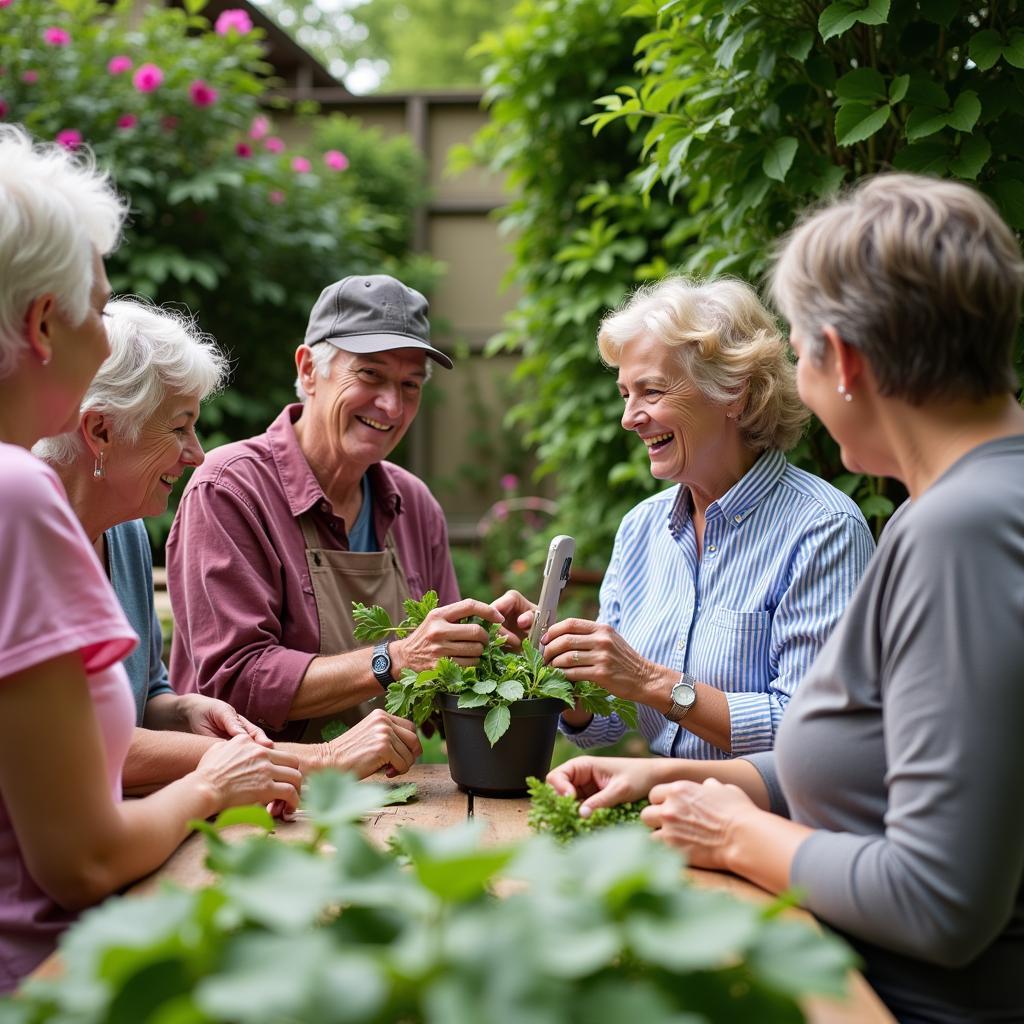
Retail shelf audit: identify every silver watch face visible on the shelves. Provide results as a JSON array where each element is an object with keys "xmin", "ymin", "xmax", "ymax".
[
  {"xmin": 371, "ymin": 653, "xmax": 391, "ymax": 676},
  {"xmin": 671, "ymin": 680, "xmax": 696, "ymax": 708}
]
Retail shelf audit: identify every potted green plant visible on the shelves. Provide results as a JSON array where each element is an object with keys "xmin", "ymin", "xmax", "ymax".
[{"xmin": 353, "ymin": 592, "xmax": 637, "ymax": 795}]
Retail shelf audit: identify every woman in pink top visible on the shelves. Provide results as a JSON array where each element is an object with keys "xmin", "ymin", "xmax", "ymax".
[{"xmin": 0, "ymin": 126, "xmax": 303, "ymax": 990}]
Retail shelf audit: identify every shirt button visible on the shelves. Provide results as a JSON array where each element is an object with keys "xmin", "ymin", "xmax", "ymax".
[
  {"xmin": 708, "ymin": 543, "xmax": 717, "ymax": 552},
  {"xmin": 677, "ymin": 639, "xmax": 686, "ymax": 651},
  {"xmin": 734, "ymin": 514, "xmax": 743, "ymax": 523}
]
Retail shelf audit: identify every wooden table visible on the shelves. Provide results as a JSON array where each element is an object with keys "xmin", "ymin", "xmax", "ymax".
[{"xmin": 38, "ymin": 765, "xmax": 894, "ymax": 1022}]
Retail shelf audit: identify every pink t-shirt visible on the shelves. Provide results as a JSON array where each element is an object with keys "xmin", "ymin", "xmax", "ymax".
[{"xmin": 0, "ymin": 443, "xmax": 137, "ymax": 990}]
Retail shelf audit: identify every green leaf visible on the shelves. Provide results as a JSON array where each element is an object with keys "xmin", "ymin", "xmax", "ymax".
[
  {"xmin": 949, "ymin": 132, "xmax": 991, "ymax": 180},
  {"xmin": 1004, "ymin": 31, "xmax": 1024, "ymax": 69},
  {"xmin": 834, "ymin": 68, "xmax": 886, "ymax": 103},
  {"xmin": 893, "ymin": 140, "xmax": 951, "ymax": 175},
  {"xmin": 888, "ymin": 74, "xmax": 909, "ymax": 104},
  {"xmin": 918, "ymin": 0, "xmax": 957, "ymax": 25},
  {"xmin": 472, "ymin": 678, "xmax": 498, "ymax": 694},
  {"xmin": 209, "ymin": 805, "xmax": 275, "ymax": 832},
  {"xmin": 303, "ymin": 770, "xmax": 411, "ymax": 828},
  {"xmin": 398, "ymin": 822, "xmax": 516, "ymax": 902},
  {"xmin": 858, "ymin": 494, "xmax": 895, "ymax": 519},
  {"xmin": 496, "ymin": 678, "xmax": 526, "ymax": 701},
  {"xmin": 969, "ymin": 29, "xmax": 1003, "ymax": 71},
  {"xmin": 946, "ymin": 91, "xmax": 981, "ymax": 133},
  {"xmin": 834, "ymin": 103, "xmax": 891, "ymax": 146},
  {"xmin": 762, "ymin": 137, "xmax": 799, "ymax": 182},
  {"xmin": 905, "ymin": 106, "xmax": 949, "ymax": 142},
  {"xmin": 785, "ymin": 29, "xmax": 814, "ymax": 61},
  {"xmin": 858, "ymin": 0, "xmax": 890, "ymax": 26},
  {"xmin": 483, "ymin": 703, "xmax": 512, "ymax": 746},
  {"xmin": 818, "ymin": 1, "xmax": 861, "ymax": 41},
  {"xmin": 992, "ymin": 179, "xmax": 1024, "ymax": 228},
  {"xmin": 747, "ymin": 920, "xmax": 857, "ymax": 997},
  {"xmin": 352, "ymin": 602, "xmax": 397, "ymax": 643},
  {"xmin": 456, "ymin": 691, "xmax": 491, "ymax": 708},
  {"xmin": 905, "ymin": 77, "xmax": 949, "ymax": 109}
]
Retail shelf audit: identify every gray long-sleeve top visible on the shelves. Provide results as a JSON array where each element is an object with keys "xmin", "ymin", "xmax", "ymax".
[{"xmin": 747, "ymin": 436, "xmax": 1024, "ymax": 1023}]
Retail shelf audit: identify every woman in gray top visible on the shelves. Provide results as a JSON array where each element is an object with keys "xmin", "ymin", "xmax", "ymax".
[{"xmin": 547, "ymin": 173, "xmax": 1024, "ymax": 1024}]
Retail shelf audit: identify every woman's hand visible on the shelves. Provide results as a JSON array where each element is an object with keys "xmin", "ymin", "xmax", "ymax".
[
  {"xmin": 641, "ymin": 777, "xmax": 760, "ymax": 870},
  {"xmin": 178, "ymin": 694, "xmax": 271, "ymax": 746},
  {"xmin": 389, "ymin": 598, "xmax": 503, "ymax": 672},
  {"xmin": 546, "ymin": 756, "xmax": 662, "ymax": 816},
  {"xmin": 492, "ymin": 589, "xmax": 537, "ymax": 649},
  {"xmin": 541, "ymin": 618, "xmax": 662, "ymax": 701},
  {"xmin": 319, "ymin": 709, "xmax": 422, "ymax": 779},
  {"xmin": 194, "ymin": 734, "xmax": 303, "ymax": 814}
]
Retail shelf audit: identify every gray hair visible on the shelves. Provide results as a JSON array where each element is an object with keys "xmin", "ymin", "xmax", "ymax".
[
  {"xmin": 598, "ymin": 276, "xmax": 808, "ymax": 453},
  {"xmin": 0, "ymin": 125, "xmax": 127, "ymax": 379},
  {"xmin": 769, "ymin": 173, "xmax": 1024, "ymax": 404},
  {"xmin": 34, "ymin": 297, "xmax": 229, "ymax": 464},
  {"xmin": 294, "ymin": 341, "xmax": 431, "ymax": 402}
]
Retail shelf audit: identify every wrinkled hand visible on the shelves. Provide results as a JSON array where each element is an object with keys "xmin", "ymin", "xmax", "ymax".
[
  {"xmin": 195, "ymin": 734, "xmax": 303, "ymax": 813},
  {"xmin": 390, "ymin": 598, "xmax": 503, "ymax": 673},
  {"xmin": 179, "ymin": 694, "xmax": 271, "ymax": 746},
  {"xmin": 541, "ymin": 618, "xmax": 657, "ymax": 700},
  {"xmin": 547, "ymin": 755, "xmax": 661, "ymax": 817},
  {"xmin": 321, "ymin": 709, "xmax": 422, "ymax": 779},
  {"xmin": 492, "ymin": 589, "xmax": 537, "ymax": 650},
  {"xmin": 641, "ymin": 777, "xmax": 758, "ymax": 869}
]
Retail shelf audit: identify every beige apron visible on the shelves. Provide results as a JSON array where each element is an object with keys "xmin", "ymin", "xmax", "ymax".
[{"xmin": 298, "ymin": 510, "xmax": 412, "ymax": 742}]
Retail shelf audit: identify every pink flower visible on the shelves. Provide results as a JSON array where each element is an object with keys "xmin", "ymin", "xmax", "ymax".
[
  {"xmin": 249, "ymin": 115, "xmax": 270, "ymax": 140},
  {"xmin": 0, "ymin": 1, "xmax": 12, "ymax": 8},
  {"xmin": 55, "ymin": 129, "xmax": 82, "ymax": 149},
  {"xmin": 43, "ymin": 27, "xmax": 71, "ymax": 46},
  {"xmin": 132, "ymin": 63, "xmax": 164, "ymax": 93},
  {"xmin": 214, "ymin": 8, "xmax": 253, "ymax": 35},
  {"xmin": 21, "ymin": 70, "xmax": 38, "ymax": 84},
  {"xmin": 188, "ymin": 80, "xmax": 218, "ymax": 107},
  {"xmin": 107, "ymin": 55, "xmax": 132, "ymax": 75},
  {"xmin": 264, "ymin": 135, "xmax": 284, "ymax": 153},
  {"xmin": 291, "ymin": 156, "xmax": 311, "ymax": 173},
  {"xmin": 493, "ymin": 502, "xmax": 508, "ymax": 521},
  {"xmin": 235, "ymin": 141, "xmax": 252, "ymax": 158},
  {"xmin": 116, "ymin": 113, "xmax": 137, "ymax": 129},
  {"xmin": 500, "ymin": 473, "xmax": 519, "ymax": 492},
  {"xmin": 160, "ymin": 114, "xmax": 178, "ymax": 133},
  {"xmin": 0, "ymin": 98, "xmax": 7, "ymax": 119},
  {"xmin": 268, "ymin": 189, "xmax": 286, "ymax": 205},
  {"xmin": 323, "ymin": 149, "xmax": 349, "ymax": 171}
]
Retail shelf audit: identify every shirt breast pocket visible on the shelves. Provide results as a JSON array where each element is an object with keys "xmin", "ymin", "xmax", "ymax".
[{"xmin": 697, "ymin": 607, "xmax": 773, "ymax": 691}]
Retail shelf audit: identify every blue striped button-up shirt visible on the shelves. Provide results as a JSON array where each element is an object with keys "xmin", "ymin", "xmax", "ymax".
[{"xmin": 562, "ymin": 449, "xmax": 874, "ymax": 759}]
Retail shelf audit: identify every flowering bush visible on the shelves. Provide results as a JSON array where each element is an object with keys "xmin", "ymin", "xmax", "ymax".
[{"xmin": 0, "ymin": 0, "xmax": 438, "ymax": 545}]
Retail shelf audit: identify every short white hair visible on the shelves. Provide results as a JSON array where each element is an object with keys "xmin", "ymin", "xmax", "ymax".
[
  {"xmin": 0, "ymin": 125, "xmax": 127, "ymax": 380},
  {"xmin": 34, "ymin": 297, "xmax": 229, "ymax": 464},
  {"xmin": 294, "ymin": 342, "xmax": 431, "ymax": 401}
]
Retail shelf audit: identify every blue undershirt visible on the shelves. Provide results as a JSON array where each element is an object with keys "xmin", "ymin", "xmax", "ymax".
[{"xmin": 347, "ymin": 473, "xmax": 378, "ymax": 552}]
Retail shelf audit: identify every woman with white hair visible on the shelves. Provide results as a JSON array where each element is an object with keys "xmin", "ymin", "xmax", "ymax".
[
  {"xmin": 550, "ymin": 174, "xmax": 1024, "ymax": 1022},
  {"xmin": 501, "ymin": 276, "xmax": 873, "ymax": 760},
  {"xmin": 0, "ymin": 126, "xmax": 302, "ymax": 990},
  {"xmin": 36, "ymin": 297, "xmax": 424, "ymax": 791}
]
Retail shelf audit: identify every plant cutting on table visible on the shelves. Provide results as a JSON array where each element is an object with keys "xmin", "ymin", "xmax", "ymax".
[{"xmin": 353, "ymin": 591, "xmax": 638, "ymax": 746}]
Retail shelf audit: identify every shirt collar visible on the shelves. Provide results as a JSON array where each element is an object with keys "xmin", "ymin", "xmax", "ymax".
[
  {"xmin": 267, "ymin": 404, "xmax": 403, "ymax": 519},
  {"xmin": 668, "ymin": 448, "xmax": 786, "ymax": 533}
]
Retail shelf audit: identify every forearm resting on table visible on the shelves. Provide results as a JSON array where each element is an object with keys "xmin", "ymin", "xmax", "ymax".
[
  {"xmin": 287, "ymin": 649, "xmax": 384, "ymax": 721},
  {"xmin": 650, "ymin": 756, "xmax": 773, "ymax": 810},
  {"xmin": 123, "ymin": 727, "xmax": 219, "ymax": 794},
  {"xmin": 723, "ymin": 807, "xmax": 812, "ymax": 894}
]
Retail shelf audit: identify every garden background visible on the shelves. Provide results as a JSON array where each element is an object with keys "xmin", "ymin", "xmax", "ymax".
[{"xmin": 4, "ymin": 0, "xmax": 1023, "ymax": 601}]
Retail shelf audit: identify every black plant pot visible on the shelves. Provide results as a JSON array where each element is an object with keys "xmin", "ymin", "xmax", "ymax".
[{"xmin": 440, "ymin": 694, "xmax": 564, "ymax": 797}]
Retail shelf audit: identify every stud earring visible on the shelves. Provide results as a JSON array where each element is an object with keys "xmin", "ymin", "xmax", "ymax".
[
  {"xmin": 93, "ymin": 451, "xmax": 105, "ymax": 479},
  {"xmin": 41, "ymin": 355, "xmax": 51, "ymax": 366},
  {"xmin": 837, "ymin": 383, "xmax": 853, "ymax": 403}
]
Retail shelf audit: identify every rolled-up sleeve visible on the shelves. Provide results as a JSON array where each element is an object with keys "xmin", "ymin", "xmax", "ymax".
[{"xmin": 167, "ymin": 482, "xmax": 314, "ymax": 731}]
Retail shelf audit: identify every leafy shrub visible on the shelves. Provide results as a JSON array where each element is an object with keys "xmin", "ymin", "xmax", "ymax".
[
  {"xmin": 4, "ymin": 771, "xmax": 857, "ymax": 1023},
  {"xmin": 526, "ymin": 776, "xmax": 648, "ymax": 841}
]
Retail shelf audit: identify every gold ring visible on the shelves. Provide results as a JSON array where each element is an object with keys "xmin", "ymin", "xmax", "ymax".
[{"xmin": 572, "ymin": 650, "xmax": 580, "ymax": 666}]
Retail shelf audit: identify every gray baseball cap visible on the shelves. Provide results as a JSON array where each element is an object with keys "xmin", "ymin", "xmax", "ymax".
[{"xmin": 303, "ymin": 274, "xmax": 454, "ymax": 369}]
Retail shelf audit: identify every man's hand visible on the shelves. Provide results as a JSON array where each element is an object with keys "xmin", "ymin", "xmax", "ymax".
[
  {"xmin": 492, "ymin": 589, "xmax": 537, "ymax": 650},
  {"xmin": 318, "ymin": 709, "xmax": 423, "ymax": 779},
  {"xmin": 389, "ymin": 598, "xmax": 503, "ymax": 673},
  {"xmin": 177, "ymin": 693, "xmax": 271, "ymax": 746}
]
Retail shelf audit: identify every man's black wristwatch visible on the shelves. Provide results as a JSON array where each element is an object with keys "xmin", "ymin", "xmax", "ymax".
[{"xmin": 371, "ymin": 641, "xmax": 395, "ymax": 690}]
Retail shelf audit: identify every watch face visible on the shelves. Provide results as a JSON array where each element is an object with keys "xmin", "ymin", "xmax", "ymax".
[
  {"xmin": 371, "ymin": 653, "xmax": 391, "ymax": 676},
  {"xmin": 672, "ymin": 681, "xmax": 696, "ymax": 708}
]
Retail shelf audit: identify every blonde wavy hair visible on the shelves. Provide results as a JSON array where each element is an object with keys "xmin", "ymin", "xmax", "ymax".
[{"xmin": 598, "ymin": 276, "xmax": 808, "ymax": 453}]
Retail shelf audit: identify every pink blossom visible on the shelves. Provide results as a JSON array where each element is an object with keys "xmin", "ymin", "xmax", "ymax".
[
  {"xmin": 132, "ymin": 63, "xmax": 164, "ymax": 93},
  {"xmin": 235, "ymin": 141, "xmax": 252, "ymax": 158},
  {"xmin": 291, "ymin": 156, "xmax": 311, "ymax": 173},
  {"xmin": 268, "ymin": 189, "xmax": 286, "ymax": 205},
  {"xmin": 323, "ymin": 149, "xmax": 349, "ymax": 171},
  {"xmin": 188, "ymin": 80, "xmax": 218, "ymax": 107},
  {"xmin": 264, "ymin": 135, "xmax": 284, "ymax": 154},
  {"xmin": 21, "ymin": 70, "xmax": 38, "ymax": 84},
  {"xmin": 493, "ymin": 502, "xmax": 509, "ymax": 521},
  {"xmin": 55, "ymin": 129, "xmax": 82, "ymax": 149},
  {"xmin": 0, "ymin": 98, "xmax": 7, "ymax": 119},
  {"xmin": 249, "ymin": 115, "xmax": 270, "ymax": 140},
  {"xmin": 161, "ymin": 114, "xmax": 178, "ymax": 133},
  {"xmin": 214, "ymin": 8, "xmax": 253, "ymax": 35},
  {"xmin": 43, "ymin": 27, "xmax": 71, "ymax": 46},
  {"xmin": 107, "ymin": 55, "xmax": 132, "ymax": 75},
  {"xmin": 500, "ymin": 473, "xmax": 519, "ymax": 492},
  {"xmin": 116, "ymin": 113, "xmax": 137, "ymax": 130},
  {"xmin": 0, "ymin": 1, "xmax": 12, "ymax": 9}
]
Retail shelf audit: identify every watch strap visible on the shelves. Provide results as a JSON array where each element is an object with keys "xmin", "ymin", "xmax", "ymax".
[
  {"xmin": 666, "ymin": 673, "xmax": 697, "ymax": 723},
  {"xmin": 371, "ymin": 640, "xmax": 394, "ymax": 689}
]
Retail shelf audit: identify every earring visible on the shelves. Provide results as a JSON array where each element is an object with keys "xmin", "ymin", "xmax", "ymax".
[
  {"xmin": 837, "ymin": 383, "xmax": 853, "ymax": 403},
  {"xmin": 41, "ymin": 355, "xmax": 51, "ymax": 367},
  {"xmin": 93, "ymin": 451, "xmax": 105, "ymax": 479}
]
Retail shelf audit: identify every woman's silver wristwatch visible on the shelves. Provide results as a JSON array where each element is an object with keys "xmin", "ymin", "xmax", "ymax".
[{"xmin": 666, "ymin": 673, "xmax": 697, "ymax": 722}]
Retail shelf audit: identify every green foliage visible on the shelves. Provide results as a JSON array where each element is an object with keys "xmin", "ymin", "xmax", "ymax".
[
  {"xmin": 6, "ymin": 770, "xmax": 856, "ymax": 1022},
  {"xmin": 364, "ymin": 592, "xmax": 637, "ymax": 744},
  {"xmin": 526, "ymin": 776, "xmax": 648, "ymax": 841},
  {"xmin": 0, "ymin": 0, "xmax": 439, "ymax": 548},
  {"xmin": 469, "ymin": 0, "xmax": 1024, "ymax": 562}
]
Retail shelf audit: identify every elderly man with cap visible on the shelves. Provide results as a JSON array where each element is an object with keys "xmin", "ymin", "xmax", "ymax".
[{"xmin": 167, "ymin": 276, "xmax": 501, "ymax": 764}]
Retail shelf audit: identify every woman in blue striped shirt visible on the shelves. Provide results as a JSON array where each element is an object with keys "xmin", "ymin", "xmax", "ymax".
[{"xmin": 500, "ymin": 277, "xmax": 874, "ymax": 760}]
